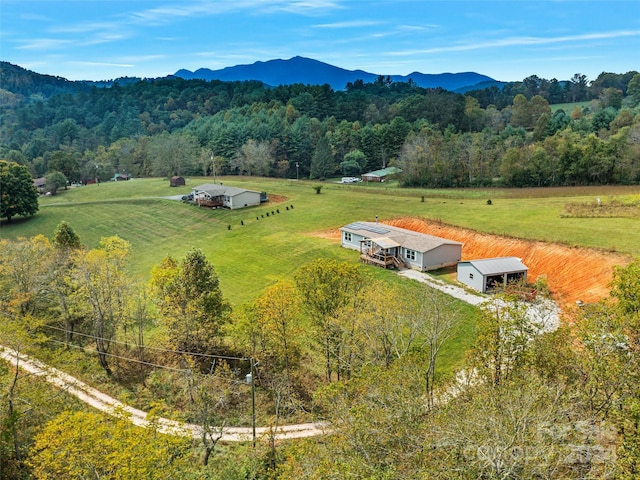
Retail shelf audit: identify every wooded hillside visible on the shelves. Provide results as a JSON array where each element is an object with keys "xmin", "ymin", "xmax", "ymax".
[{"xmin": 1, "ymin": 62, "xmax": 639, "ymax": 190}]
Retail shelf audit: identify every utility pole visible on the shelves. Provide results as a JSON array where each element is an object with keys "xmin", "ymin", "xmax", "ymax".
[
  {"xmin": 250, "ymin": 357, "xmax": 256, "ymax": 447},
  {"xmin": 210, "ymin": 153, "xmax": 216, "ymax": 184}
]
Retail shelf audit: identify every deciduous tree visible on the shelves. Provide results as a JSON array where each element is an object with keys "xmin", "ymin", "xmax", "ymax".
[
  {"xmin": 28, "ymin": 410, "xmax": 191, "ymax": 479},
  {"xmin": 44, "ymin": 170, "xmax": 67, "ymax": 195},
  {"xmin": 149, "ymin": 249, "xmax": 230, "ymax": 363},
  {"xmin": 0, "ymin": 160, "xmax": 38, "ymax": 222},
  {"xmin": 252, "ymin": 281, "xmax": 302, "ymax": 383},
  {"xmin": 0, "ymin": 235, "xmax": 54, "ymax": 316},
  {"xmin": 295, "ymin": 259, "xmax": 364, "ymax": 382},
  {"xmin": 75, "ymin": 236, "xmax": 131, "ymax": 375},
  {"xmin": 51, "ymin": 222, "xmax": 84, "ymax": 347}
]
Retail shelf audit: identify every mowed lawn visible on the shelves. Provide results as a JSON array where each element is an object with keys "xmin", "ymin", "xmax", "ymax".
[
  {"xmin": 2, "ymin": 177, "xmax": 639, "ymax": 382},
  {"xmin": 2, "ymin": 177, "xmax": 639, "ymax": 307}
]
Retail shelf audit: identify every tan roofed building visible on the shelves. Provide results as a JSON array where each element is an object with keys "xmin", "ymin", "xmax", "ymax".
[
  {"xmin": 340, "ymin": 221, "xmax": 462, "ymax": 271},
  {"xmin": 192, "ymin": 184, "xmax": 262, "ymax": 209}
]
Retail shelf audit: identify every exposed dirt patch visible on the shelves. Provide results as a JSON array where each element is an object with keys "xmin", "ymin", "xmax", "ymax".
[
  {"xmin": 312, "ymin": 218, "xmax": 631, "ymax": 309},
  {"xmin": 267, "ymin": 194, "xmax": 288, "ymax": 204},
  {"xmin": 560, "ymin": 199, "xmax": 640, "ymax": 218},
  {"xmin": 386, "ymin": 217, "xmax": 631, "ymax": 308},
  {"xmin": 310, "ymin": 229, "xmax": 341, "ymax": 241}
]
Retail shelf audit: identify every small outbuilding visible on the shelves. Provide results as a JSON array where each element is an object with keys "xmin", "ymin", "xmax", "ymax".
[
  {"xmin": 33, "ymin": 177, "xmax": 47, "ymax": 193},
  {"xmin": 192, "ymin": 184, "xmax": 262, "ymax": 210},
  {"xmin": 170, "ymin": 176, "xmax": 186, "ymax": 187},
  {"xmin": 361, "ymin": 167, "xmax": 402, "ymax": 183},
  {"xmin": 457, "ymin": 257, "xmax": 528, "ymax": 293},
  {"xmin": 341, "ymin": 221, "xmax": 462, "ymax": 271}
]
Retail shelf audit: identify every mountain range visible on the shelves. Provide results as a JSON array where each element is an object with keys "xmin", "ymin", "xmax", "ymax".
[{"xmin": 174, "ymin": 56, "xmax": 501, "ymax": 92}]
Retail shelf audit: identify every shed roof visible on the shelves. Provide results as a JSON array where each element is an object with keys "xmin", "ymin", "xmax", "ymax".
[
  {"xmin": 193, "ymin": 184, "xmax": 260, "ymax": 197},
  {"xmin": 362, "ymin": 167, "xmax": 402, "ymax": 178},
  {"xmin": 460, "ymin": 257, "xmax": 528, "ymax": 275},
  {"xmin": 341, "ymin": 221, "xmax": 461, "ymax": 253}
]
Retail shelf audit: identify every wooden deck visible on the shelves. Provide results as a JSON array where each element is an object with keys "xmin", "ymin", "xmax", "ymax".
[
  {"xmin": 360, "ymin": 252, "xmax": 405, "ymax": 269},
  {"xmin": 197, "ymin": 199, "xmax": 224, "ymax": 208}
]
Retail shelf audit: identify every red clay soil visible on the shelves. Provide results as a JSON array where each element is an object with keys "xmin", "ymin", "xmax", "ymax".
[
  {"xmin": 385, "ymin": 217, "xmax": 631, "ymax": 308},
  {"xmin": 267, "ymin": 194, "xmax": 288, "ymax": 204}
]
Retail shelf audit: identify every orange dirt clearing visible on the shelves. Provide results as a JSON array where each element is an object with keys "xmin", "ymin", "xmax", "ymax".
[
  {"xmin": 267, "ymin": 194, "xmax": 288, "ymax": 204},
  {"xmin": 386, "ymin": 217, "xmax": 631, "ymax": 308}
]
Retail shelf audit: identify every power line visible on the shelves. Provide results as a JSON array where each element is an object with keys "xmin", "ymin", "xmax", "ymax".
[
  {"xmin": 1, "ymin": 311, "xmax": 250, "ymax": 362},
  {"xmin": 46, "ymin": 337, "xmax": 191, "ymax": 373}
]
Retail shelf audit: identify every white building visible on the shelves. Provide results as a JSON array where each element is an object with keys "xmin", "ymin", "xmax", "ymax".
[
  {"xmin": 340, "ymin": 221, "xmax": 462, "ymax": 271},
  {"xmin": 192, "ymin": 184, "xmax": 262, "ymax": 210},
  {"xmin": 457, "ymin": 257, "xmax": 528, "ymax": 293}
]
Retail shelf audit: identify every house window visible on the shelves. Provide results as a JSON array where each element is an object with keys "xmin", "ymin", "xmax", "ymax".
[
  {"xmin": 405, "ymin": 249, "xmax": 416, "ymax": 261},
  {"xmin": 469, "ymin": 273, "xmax": 474, "ymax": 279},
  {"xmin": 344, "ymin": 232, "xmax": 352, "ymax": 242}
]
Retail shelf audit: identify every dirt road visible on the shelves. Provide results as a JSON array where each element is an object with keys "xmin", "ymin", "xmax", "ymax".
[
  {"xmin": 0, "ymin": 262, "xmax": 560, "ymax": 443},
  {"xmin": 0, "ymin": 345, "xmax": 327, "ymax": 442}
]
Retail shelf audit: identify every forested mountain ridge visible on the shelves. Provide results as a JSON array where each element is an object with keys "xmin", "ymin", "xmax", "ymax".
[
  {"xmin": 1, "ymin": 60, "xmax": 639, "ymax": 191},
  {"xmin": 174, "ymin": 55, "xmax": 499, "ymax": 92},
  {"xmin": 0, "ymin": 62, "xmax": 143, "ymax": 99}
]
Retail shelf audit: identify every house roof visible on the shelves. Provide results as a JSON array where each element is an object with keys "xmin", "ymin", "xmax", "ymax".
[
  {"xmin": 459, "ymin": 257, "xmax": 528, "ymax": 275},
  {"xmin": 341, "ymin": 221, "xmax": 462, "ymax": 253},
  {"xmin": 193, "ymin": 184, "xmax": 260, "ymax": 197},
  {"xmin": 372, "ymin": 237, "xmax": 401, "ymax": 249},
  {"xmin": 33, "ymin": 177, "xmax": 46, "ymax": 187},
  {"xmin": 362, "ymin": 167, "xmax": 402, "ymax": 178}
]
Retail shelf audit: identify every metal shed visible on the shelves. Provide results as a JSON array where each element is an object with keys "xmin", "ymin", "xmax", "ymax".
[{"xmin": 457, "ymin": 257, "xmax": 528, "ymax": 293}]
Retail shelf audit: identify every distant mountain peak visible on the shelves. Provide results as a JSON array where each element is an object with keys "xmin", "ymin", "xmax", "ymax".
[{"xmin": 175, "ymin": 57, "xmax": 497, "ymax": 92}]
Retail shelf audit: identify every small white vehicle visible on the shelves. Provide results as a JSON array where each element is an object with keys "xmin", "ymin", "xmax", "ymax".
[{"xmin": 341, "ymin": 177, "xmax": 360, "ymax": 183}]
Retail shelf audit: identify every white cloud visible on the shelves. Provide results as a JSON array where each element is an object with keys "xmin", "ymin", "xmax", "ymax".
[
  {"xmin": 69, "ymin": 61, "xmax": 135, "ymax": 68},
  {"xmin": 314, "ymin": 20, "xmax": 382, "ymax": 29},
  {"xmin": 388, "ymin": 29, "xmax": 640, "ymax": 56},
  {"xmin": 16, "ymin": 38, "xmax": 72, "ymax": 50}
]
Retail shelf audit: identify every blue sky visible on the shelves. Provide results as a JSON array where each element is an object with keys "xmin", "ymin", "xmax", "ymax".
[{"xmin": 2, "ymin": 0, "xmax": 639, "ymax": 83}]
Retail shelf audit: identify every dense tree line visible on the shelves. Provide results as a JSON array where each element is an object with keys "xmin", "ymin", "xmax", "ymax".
[{"xmin": 1, "ymin": 62, "xmax": 639, "ymax": 189}]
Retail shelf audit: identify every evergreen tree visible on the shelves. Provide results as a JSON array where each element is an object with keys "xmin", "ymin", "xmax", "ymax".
[
  {"xmin": 309, "ymin": 136, "xmax": 334, "ymax": 180},
  {"xmin": 52, "ymin": 221, "xmax": 81, "ymax": 250}
]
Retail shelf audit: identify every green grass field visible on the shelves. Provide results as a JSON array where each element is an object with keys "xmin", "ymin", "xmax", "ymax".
[
  {"xmin": 550, "ymin": 100, "xmax": 591, "ymax": 112},
  {"xmin": 3, "ymin": 176, "xmax": 639, "ymax": 413},
  {"xmin": 2, "ymin": 177, "xmax": 639, "ymax": 306}
]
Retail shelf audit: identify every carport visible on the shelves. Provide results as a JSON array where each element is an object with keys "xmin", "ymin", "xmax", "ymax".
[{"xmin": 457, "ymin": 257, "xmax": 528, "ymax": 293}]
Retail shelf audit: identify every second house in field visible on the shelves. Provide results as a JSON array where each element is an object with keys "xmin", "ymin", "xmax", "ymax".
[
  {"xmin": 340, "ymin": 221, "xmax": 462, "ymax": 271},
  {"xmin": 361, "ymin": 166, "xmax": 402, "ymax": 183},
  {"xmin": 192, "ymin": 183, "xmax": 262, "ymax": 209}
]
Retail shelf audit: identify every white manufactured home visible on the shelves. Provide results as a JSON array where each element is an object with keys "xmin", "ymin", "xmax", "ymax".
[
  {"xmin": 192, "ymin": 184, "xmax": 262, "ymax": 210},
  {"xmin": 457, "ymin": 257, "xmax": 528, "ymax": 293},
  {"xmin": 340, "ymin": 221, "xmax": 462, "ymax": 271}
]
